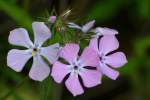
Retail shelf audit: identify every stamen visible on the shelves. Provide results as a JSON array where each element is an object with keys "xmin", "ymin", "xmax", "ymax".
[
  {"xmin": 32, "ymin": 48, "xmax": 38, "ymax": 56},
  {"xmin": 33, "ymin": 48, "xmax": 37, "ymax": 52}
]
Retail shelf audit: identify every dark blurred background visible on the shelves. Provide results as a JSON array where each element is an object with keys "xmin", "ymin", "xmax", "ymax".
[{"xmin": 0, "ymin": 0, "xmax": 150, "ymax": 100}]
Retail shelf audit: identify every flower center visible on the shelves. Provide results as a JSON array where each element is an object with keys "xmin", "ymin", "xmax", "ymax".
[
  {"xmin": 32, "ymin": 48, "xmax": 38, "ymax": 56},
  {"xmin": 69, "ymin": 60, "xmax": 83, "ymax": 75},
  {"xmin": 99, "ymin": 53, "xmax": 106, "ymax": 64},
  {"xmin": 74, "ymin": 66, "xmax": 78, "ymax": 70}
]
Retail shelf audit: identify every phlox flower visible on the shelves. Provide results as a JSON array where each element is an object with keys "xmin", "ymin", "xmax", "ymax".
[
  {"xmin": 67, "ymin": 20, "xmax": 95, "ymax": 33},
  {"xmin": 89, "ymin": 35, "xmax": 127, "ymax": 80},
  {"xmin": 51, "ymin": 44, "xmax": 101, "ymax": 96},
  {"xmin": 7, "ymin": 22, "xmax": 60, "ymax": 81}
]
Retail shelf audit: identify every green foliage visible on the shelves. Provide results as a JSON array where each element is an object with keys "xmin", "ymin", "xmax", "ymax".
[
  {"xmin": 87, "ymin": 0, "xmax": 126, "ymax": 22},
  {"xmin": 0, "ymin": 0, "xmax": 32, "ymax": 31},
  {"xmin": 136, "ymin": 0, "xmax": 150, "ymax": 20}
]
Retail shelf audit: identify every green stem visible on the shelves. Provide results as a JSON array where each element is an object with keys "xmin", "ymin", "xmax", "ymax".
[{"xmin": 52, "ymin": 83, "xmax": 62, "ymax": 100}]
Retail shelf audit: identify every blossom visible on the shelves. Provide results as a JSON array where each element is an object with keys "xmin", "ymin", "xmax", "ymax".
[
  {"xmin": 89, "ymin": 35, "xmax": 127, "ymax": 80},
  {"xmin": 91, "ymin": 27, "xmax": 118, "ymax": 38},
  {"xmin": 7, "ymin": 22, "xmax": 60, "ymax": 81},
  {"xmin": 51, "ymin": 44, "xmax": 101, "ymax": 96},
  {"xmin": 48, "ymin": 16, "xmax": 56, "ymax": 23},
  {"xmin": 67, "ymin": 20, "xmax": 95, "ymax": 33}
]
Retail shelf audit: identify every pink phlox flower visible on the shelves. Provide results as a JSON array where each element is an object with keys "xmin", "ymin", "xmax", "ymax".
[
  {"xmin": 89, "ymin": 35, "xmax": 127, "ymax": 80},
  {"xmin": 51, "ymin": 43, "xmax": 102, "ymax": 96}
]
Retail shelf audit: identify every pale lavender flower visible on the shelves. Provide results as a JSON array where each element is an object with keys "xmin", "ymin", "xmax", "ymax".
[
  {"xmin": 89, "ymin": 35, "xmax": 127, "ymax": 80},
  {"xmin": 48, "ymin": 16, "xmax": 56, "ymax": 23},
  {"xmin": 67, "ymin": 20, "xmax": 95, "ymax": 33},
  {"xmin": 7, "ymin": 22, "xmax": 60, "ymax": 81},
  {"xmin": 51, "ymin": 44, "xmax": 101, "ymax": 96},
  {"xmin": 91, "ymin": 27, "xmax": 118, "ymax": 38}
]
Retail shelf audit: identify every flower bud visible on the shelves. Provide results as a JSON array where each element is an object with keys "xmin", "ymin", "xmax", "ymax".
[{"xmin": 48, "ymin": 16, "xmax": 56, "ymax": 23}]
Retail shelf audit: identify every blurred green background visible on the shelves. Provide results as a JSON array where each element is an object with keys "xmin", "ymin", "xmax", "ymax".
[{"xmin": 0, "ymin": 0, "xmax": 150, "ymax": 100}]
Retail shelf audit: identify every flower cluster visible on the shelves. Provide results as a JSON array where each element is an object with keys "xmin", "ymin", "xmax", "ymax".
[{"xmin": 7, "ymin": 16, "xmax": 127, "ymax": 96}]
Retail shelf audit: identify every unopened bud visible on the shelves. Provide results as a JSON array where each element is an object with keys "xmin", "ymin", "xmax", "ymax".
[{"xmin": 48, "ymin": 16, "xmax": 56, "ymax": 23}]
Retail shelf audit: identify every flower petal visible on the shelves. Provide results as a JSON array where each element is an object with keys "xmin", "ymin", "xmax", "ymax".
[
  {"xmin": 99, "ymin": 35, "xmax": 119, "ymax": 55},
  {"xmin": 9, "ymin": 28, "xmax": 33, "ymax": 48},
  {"xmin": 105, "ymin": 52, "xmax": 127, "ymax": 68},
  {"xmin": 89, "ymin": 38, "xmax": 99, "ymax": 53},
  {"xmin": 29, "ymin": 55, "xmax": 50, "ymax": 81},
  {"xmin": 32, "ymin": 22, "xmax": 51, "ymax": 46},
  {"xmin": 82, "ymin": 20, "xmax": 95, "ymax": 33},
  {"xmin": 99, "ymin": 62, "xmax": 119, "ymax": 80},
  {"xmin": 79, "ymin": 47, "xmax": 99, "ymax": 67},
  {"xmin": 94, "ymin": 27, "xmax": 118, "ymax": 36},
  {"xmin": 7, "ymin": 49, "xmax": 32, "ymax": 72},
  {"xmin": 59, "ymin": 43, "xmax": 79, "ymax": 63},
  {"xmin": 80, "ymin": 69, "xmax": 101, "ymax": 88},
  {"xmin": 51, "ymin": 61, "xmax": 70, "ymax": 83},
  {"xmin": 41, "ymin": 43, "xmax": 60, "ymax": 64},
  {"xmin": 65, "ymin": 74, "xmax": 84, "ymax": 96},
  {"xmin": 67, "ymin": 22, "xmax": 81, "ymax": 29}
]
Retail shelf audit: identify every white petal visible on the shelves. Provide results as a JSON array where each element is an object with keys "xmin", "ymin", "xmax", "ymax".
[
  {"xmin": 7, "ymin": 49, "xmax": 32, "ymax": 72},
  {"xmin": 82, "ymin": 20, "xmax": 95, "ymax": 33},
  {"xmin": 29, "ymin": 55, "xmax": 50, "ymax": 81},
  {"xmin": 67, "ymin": 22, "xmax": 81, "ymax": 29},
  {"xmin": 32, "ymin": 22, "xmax": 51, "ymax": 46},
  {"xmin": 41, "ymin": 43, "xmax": 60, "ymax": 64},
  {"xmin": 9, "ymin": 28, "xmax": 33, "ymax": 48}
]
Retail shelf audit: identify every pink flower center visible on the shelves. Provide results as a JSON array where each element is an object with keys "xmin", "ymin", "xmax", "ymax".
[
  {"xmin": 99, "ymin": 53, "xmax": 106, "ymax": 64},
  {"xmin": 69, "ymin": 61, "xmax": 83, "ymax": 75},
  {"xmin": 74, "ymin": 66, "xmax": 78, "ymax": 70}
]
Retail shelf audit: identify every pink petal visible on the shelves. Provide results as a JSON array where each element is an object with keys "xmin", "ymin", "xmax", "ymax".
[
  {"xmin": 65, "ymin": 74, "xmax": 84, "ymax": 96},
  {"xmin": 59, "ymin": 43, "xmax": 79, "ymax": 63},
  {"xmin": 99, "ymin": 35, "xmax": 119, "ymax": 55},
  {"xmin": 99, "ymin": 62, "xmax": 119, "ymax": 80},
  {"xmin": 41, "ymin": 43, "xmax": 60, "ymax": 64},
  {"xmin": 80, "ymin": 69, "xmax": 101, "ymax": 88},
  {"xmin": 7, "ymin": 49, "xmax": 32, "ymax": 72},
  {"xmin": 51, "ymin": 61, "xmax": 70, "ymax": 83},
  {"xmin": 79, "ymin": 47, "xmax": 99, "ymax": 67},
  {"xmin": 82, "ymin": 20, "xmax": 95, "ymax": 33},
  {"xmin": 105, "ymin": 52, "xmax": 127, "ymax": 68},
  {"xmin": 9, "ymin": 28, "xmax": 33, "ymax": 48},
  {"xmin": 32, "ymin": 22, "xmax": 51, "ymax": 46},
  {"xmin": 29, "ymin": 55, "xmax": 50, "ymax": 81},
  {"xmin": 89, "ymin": 38, "xmax": 99, "ymax": 53},
  {"xmin": 95, "ymin": 27, "xmax": 118, "ymax": 35}
]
